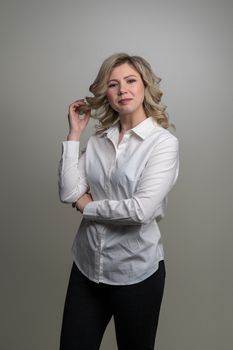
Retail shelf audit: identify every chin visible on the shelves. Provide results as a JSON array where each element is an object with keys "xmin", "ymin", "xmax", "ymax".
[{"xmin": 118, "ymin": 107, "xmax": 135, "ymax": 115}]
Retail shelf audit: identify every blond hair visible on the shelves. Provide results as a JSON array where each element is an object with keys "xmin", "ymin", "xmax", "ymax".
[{"xmin": 83, "ymin": 53, "xmax": 173, "ymax": 133}]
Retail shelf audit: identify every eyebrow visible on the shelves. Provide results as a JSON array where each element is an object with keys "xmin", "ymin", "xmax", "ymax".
[{"xmin": 108, "ymin": 75, "xmax": 137, "ymax": 83}]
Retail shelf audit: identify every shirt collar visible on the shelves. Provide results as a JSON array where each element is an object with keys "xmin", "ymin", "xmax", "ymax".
[
  {"xmin": 130, "ymin": 117, "xmax": 158, "ymax": 139},
  {"xmin": 103, "ymin": 117, "xmax": 158, "ymax": 140}
]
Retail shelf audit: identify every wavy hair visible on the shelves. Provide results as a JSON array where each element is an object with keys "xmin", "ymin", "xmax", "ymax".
[{"xmin": 81, "ymin": 53, "xmax": 173, "ymax": 133}]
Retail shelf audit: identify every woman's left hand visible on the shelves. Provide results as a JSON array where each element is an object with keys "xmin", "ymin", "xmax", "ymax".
[{"xmin": 72, "ymin": 193, "xmax": 93, "ymax": 213}]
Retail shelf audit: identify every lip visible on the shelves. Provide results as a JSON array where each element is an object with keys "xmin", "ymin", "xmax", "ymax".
[{"xmin": 118, "ymin": 98, "xmax": 132, "ymax": 104}]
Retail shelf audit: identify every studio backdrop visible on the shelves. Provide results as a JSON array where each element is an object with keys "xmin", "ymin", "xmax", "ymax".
[{"xmin": 0, "ymin": 0, "xmax": 232, "ymax": 349}]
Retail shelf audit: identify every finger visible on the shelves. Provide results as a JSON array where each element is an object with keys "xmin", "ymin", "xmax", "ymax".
[
  {"xmin": 70, "ymin": 100, "xmax": 86, "ymax": 108},
  {"xmin": 79, "ymin": 113, "xmax": 90, "ymax": 121},
  {"xmin": 69, "ymin": 104, "xmax": 83, "ymax": 112},
  {"xmin": 69, "ymin": 103, "xmax": 89, "ymax": 117}
]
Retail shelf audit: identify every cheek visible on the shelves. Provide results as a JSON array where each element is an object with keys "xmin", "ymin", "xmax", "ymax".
[
  {"xmin": 137, "ymin": 86, "xmax": 145, "ymax": 103},
  {"xmin": 141, "ymin": 85, "xmax": 146, "ymax": 100},
  {"xmin": 106, "ymin": 92, "xmax": 116, "ymax": 106}
]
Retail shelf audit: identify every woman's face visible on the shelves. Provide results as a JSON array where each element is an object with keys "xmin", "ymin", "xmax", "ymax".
[{"xmin": 106, "ymin": 63, "xmax": 146, "ymax": 118}]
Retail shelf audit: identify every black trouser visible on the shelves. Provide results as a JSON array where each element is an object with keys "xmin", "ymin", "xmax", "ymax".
[{"xmin": 59, "ymin": 261, "xmax": 166, "ymax": 350}]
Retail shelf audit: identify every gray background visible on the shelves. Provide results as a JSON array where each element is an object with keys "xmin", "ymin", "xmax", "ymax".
[{"xmin": 1, "ymin": 0, "xmax": 232, "ymax": 349}]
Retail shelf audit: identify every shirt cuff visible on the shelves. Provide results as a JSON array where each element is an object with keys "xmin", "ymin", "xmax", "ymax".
[
  {"xmin": 83, "ymin": 201, "xmax": 98, "ymax": 220},
  {"xmin": 62, "ymin": 141, "xmax": 80, "ymax": 158}
]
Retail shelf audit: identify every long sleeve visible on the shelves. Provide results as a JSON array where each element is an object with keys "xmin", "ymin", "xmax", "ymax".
[
  {"xmin": 83, "ymin": 136, "xmax": 179, "ymax": 225},
  {"xmin": 58, "ymin": 141, "xmax": 89, "ymax": 203}
]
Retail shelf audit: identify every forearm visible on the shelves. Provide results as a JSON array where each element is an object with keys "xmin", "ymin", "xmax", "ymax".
[
  {"xmin": 58, "ymin": 141, "xmax": 89, "ymax": 203},
  {"xmin": 83, "ymin": 197, "xmax": 159, "ymax": 226},
  {"xmin": 67, "ymin": 132, "xmax": 81, "ymax": 141},
  {"xmin": 83, "ymin": 185, "xmax": 170, "ymax": 226}
]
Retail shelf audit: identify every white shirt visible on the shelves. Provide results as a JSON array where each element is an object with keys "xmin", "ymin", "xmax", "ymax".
[{"xmin": 58, "ymin": 117, "xmax": 179, "ymax": 285}]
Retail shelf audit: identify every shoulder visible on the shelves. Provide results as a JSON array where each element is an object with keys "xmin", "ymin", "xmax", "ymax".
[{"xmin": 150, "ymin": 122, "xmax": 179, "ymax": 148}]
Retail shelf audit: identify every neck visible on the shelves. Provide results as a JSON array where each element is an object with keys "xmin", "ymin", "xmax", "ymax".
[{"xmin": 119, "ymin": 111, "xmax": 147, "ymax": 132}]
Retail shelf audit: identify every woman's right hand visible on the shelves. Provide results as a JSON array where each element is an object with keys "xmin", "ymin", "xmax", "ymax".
[{"xmin": 67, "ymin": 99, "xmax": 90, "ymax": 141}]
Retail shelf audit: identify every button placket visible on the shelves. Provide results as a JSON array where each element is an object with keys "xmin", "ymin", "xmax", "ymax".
[
  {"xmin": 105, "ymin": 146, "xmax": 117, "ymax": 195},
  {"xmin": 94, "ymin": 250, "xmax": 100, "ymax": 281},
  {"xmin": 98, "ymin": 229, "xmax": 105, "ymax": 281}
]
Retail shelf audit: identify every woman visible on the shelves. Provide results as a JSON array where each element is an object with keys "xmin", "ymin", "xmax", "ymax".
[{"xmin": 58, "ymin": 53, "xmax": 179, "ymax": 350}]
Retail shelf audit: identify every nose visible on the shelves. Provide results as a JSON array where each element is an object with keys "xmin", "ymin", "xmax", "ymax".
[{"xmin": 118, "ymin": 82, "xmax": 127, "ymax": 95}]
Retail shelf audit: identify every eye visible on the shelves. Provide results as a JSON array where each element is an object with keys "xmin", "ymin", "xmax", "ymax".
[
  {"xmin": 127, "ymin": 79, "xmax": 137, "ymax": 84},
  {"xmin": 108, "ymin": 82, "xmax": 118, "ymax": 88}
]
